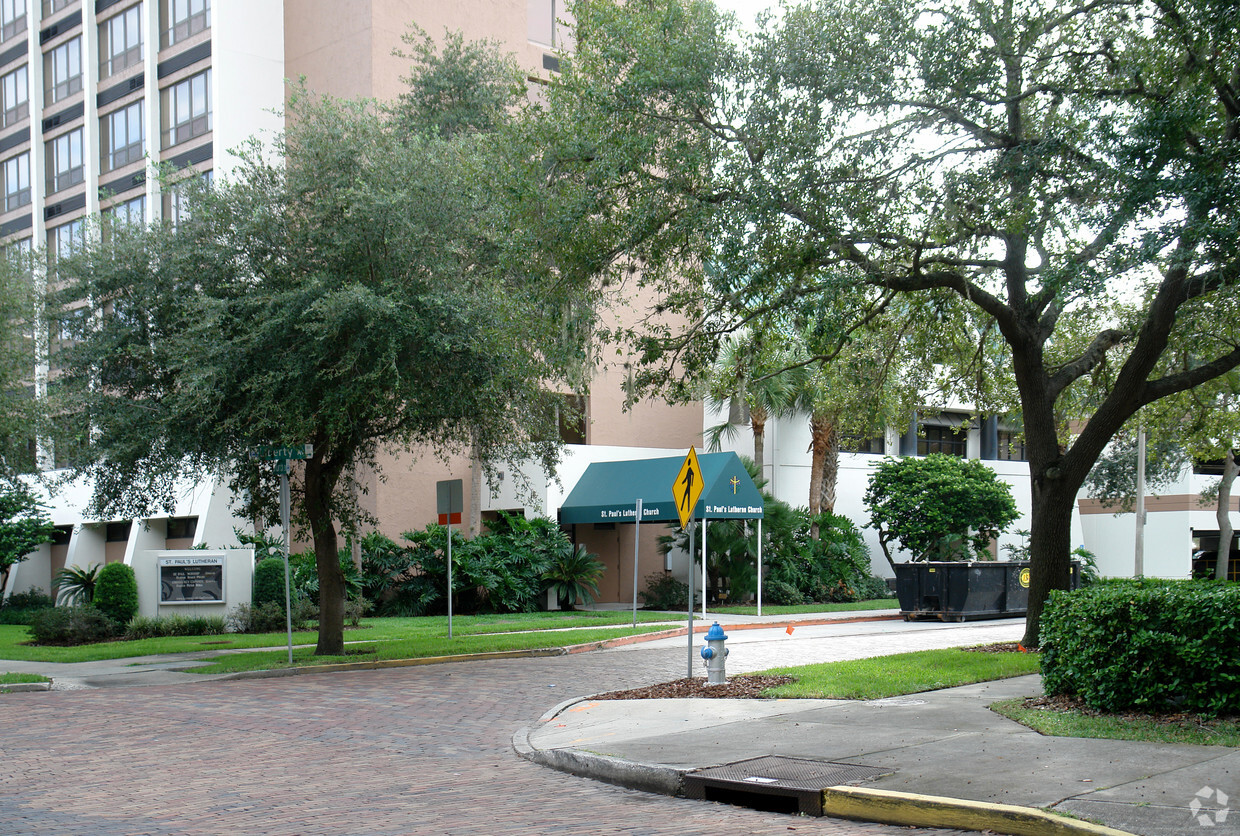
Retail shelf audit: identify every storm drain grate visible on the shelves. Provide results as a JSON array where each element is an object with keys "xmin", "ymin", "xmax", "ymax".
[{"xmin": 683, "ymin": 755, "xmax": 892, "ymax": 816}]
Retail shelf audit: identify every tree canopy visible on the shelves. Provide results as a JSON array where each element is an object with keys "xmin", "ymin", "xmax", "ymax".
[
  {"xmin": 55, "ymin": 33, "xmax": 588, "ymax": 654},
  {"xmin": 518, "ymin": 0, "xmax": 1240, "ymax": 644},
  {"xmin": 865, "ymin": 454, "xmax": 1019, "ymax": 567},
  {"xmin": 0, "ymin": 483, "xmax": 55, "ymax": 594}
]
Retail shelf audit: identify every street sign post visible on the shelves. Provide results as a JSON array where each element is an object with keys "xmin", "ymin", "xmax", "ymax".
[
  {"xmin": 672, "ymin": 447, "xmax": 703, "ymax": 678},
  {"xmin": 437, "ymin": 479, "xmax": 464, "ymax": 638},
  {"xmin": 251, "ymin": 443, "xmax": 313, "ymax": 664}
]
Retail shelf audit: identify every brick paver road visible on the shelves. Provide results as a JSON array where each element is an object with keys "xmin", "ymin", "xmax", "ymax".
[{"xmin": 0, "ymin": 644, "xmax": 974, "ymax": 836}]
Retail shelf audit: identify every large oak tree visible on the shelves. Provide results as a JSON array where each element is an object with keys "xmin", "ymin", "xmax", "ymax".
[{"xmin": 519, "ymin": 0, "xmax": 1240, "ymax": 644}]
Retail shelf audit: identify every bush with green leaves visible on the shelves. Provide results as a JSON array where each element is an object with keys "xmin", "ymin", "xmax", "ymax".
[
  {"xmin": 55, "ymin": 564, "xmax": 101, "ymax": 605},
  {"xmin": 1041, "ymin": 579, "xmax": 1240, "ymax": 715},
  {"xmin": 124, "ymin": 613, "xmax": 228, "ymax": 639},
  {"xmin": 29, "ymin": 605, "xmax": 117, "ymax": 645},
  {"xmin": 0, "ymin": 587, "xmax": 54, "ymax": 625},
  {"xmin": 252, "ymin": 557, "xmax": 289, "ymax": 611},
  {"xmin": 543, "ymin": 542, "xmax": 605, "ymax": 610},
  {"xmin": 93, "ymin": 563, "xmax": 139, "ymax": 624},
  {"xmin": 227, "ymin": 601, "xmax": 290, "ymax": 634},
  {"xmin": 865, "ymin": 454, "xmax": 1019, "ymax": 566},
  {"xmin": 639, "ymin": 571, "xmax": 691, "ymax": 610},
  {"xmin": 763, "ymin": 511, "xmax": 875, "ymax": 604}
]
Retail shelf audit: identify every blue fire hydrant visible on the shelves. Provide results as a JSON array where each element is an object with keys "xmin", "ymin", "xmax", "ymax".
[{"xmin": 699, "ymin": 621, "xmax": 729, "ymax": 685}]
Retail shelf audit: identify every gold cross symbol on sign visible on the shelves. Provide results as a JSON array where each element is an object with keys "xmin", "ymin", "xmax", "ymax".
[{"xmin": 730, "ymin": 476, "xmax": 740, "ymax": 494}]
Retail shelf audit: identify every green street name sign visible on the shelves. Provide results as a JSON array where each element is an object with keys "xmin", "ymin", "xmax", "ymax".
[{"xmin": 252, "ymin": 444, "xmax": 313, "ymax": 461}]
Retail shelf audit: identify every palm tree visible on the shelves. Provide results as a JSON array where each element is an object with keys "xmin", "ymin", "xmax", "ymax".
[{"xmin": 705, "ymin": 334, "xmax": 796, "ymax": 478}]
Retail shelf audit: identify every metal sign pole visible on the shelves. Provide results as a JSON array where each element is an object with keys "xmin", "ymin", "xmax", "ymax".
[
  {"xmin": 447, "ymin": 520, "xmax": 453, "ymax": 638},
  {"xmin": 701, "ymin": 518, "xmax": 708, "ymax": 618},
  {"xmin": 280, "ymin": 466, "xmax": 293, "ymax": 665},
  {"xmin": 632, "ymin": 498, "xmax": 641, "ymax": 628},
  {"xmin": 687, "ymin": 520, "xmax": 695, "ymax": 679},
  {"xmin": 757, "ymin": 519, "xmax": 763, "ymax": 617}
]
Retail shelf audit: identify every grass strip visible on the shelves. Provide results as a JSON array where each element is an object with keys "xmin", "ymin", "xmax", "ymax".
[
  {"xmin": 0, "ymin": 672, "xmax": 49, "ymax": 684},
  {"xmin": 0, "ymin": 612, "xmax": 680, "ymax": 663},
  {"xmin": 990, "ymin": 698, "xmax": 1240, "ymax": 748},
  {"xmin": 757, "ymin": 647, "xmax": 1041, "ymax": 700},
  {"xmin": 712, "ymin": 599, "xmax": 896, "ymax": 616},
  {"xmin": 188, "ymin": 625, "xmax": 668, "ymax": 674}
]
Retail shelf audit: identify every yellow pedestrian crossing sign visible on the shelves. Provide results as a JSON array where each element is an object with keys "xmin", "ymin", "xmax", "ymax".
[{"xmin": 672, "ymin": 446, "xmax": 703, "ymax": 528}]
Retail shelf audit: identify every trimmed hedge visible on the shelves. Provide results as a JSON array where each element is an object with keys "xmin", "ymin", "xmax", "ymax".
[
  {"xmin": 252, "ymin": 557, "xmax": 288, "ymax": 612},
  {"xmin": 94, "ymin": 563, "xmax": 139, "ymax": 624},
  {"xmin": 1041, "ymin": 579, "xmax": 1240, "ymax": 715}
]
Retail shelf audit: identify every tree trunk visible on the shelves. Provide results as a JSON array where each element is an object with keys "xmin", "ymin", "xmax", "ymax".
[
  {"xmin": 470, "ymin": 436, "xmax": 483, "ymax": 537},
  {"xmin": 1021, "ymin": 480, "xmax": 1076, "ymax": 648},
  {"xmin": 1216, "ymin": 448, "xmax": 1237, "ymax": 581},
  {"xmin": 820, "ymin": 426, "xmax": 839, "ymax": 515},
  {"xmin": 807, "ymin": 415, "xmax": 832, "ymax": 539},
  {"xmin": 751, "ymin": 405, "xmax": 767, "ymax": 477},
  {"xmin": 304, "ymin": 458, "xmax": 345, "ymax": 656}
]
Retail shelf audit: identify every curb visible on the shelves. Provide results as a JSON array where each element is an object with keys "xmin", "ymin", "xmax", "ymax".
[
  {"xmin": 820, "ymin": 786, "xmax": 1137, "ymax": 836},
  {"xmin": 0, "ymin": 680, "xmax": 52, "ymax": 693},
  {"xmin": 515, "ymin": 698, "xmax": 1138, "ymax": 836},
  {"xmin": 563, "ymin": 613, "xmax": 901, "ymax": 653}
]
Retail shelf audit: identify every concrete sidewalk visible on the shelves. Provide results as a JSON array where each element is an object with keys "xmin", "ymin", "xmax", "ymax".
[{"xmin": 516, "ymin": 673, "xmax": 1238, "ymax": 836}]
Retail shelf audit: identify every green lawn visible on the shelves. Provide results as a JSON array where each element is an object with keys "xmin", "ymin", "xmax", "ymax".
[
  {"xmin": 712, "ymin": 599, "xmax": 896, "ymax": 616},
  {"xmin": 0, "ymin": 672, "xmax": 49, "ymax": 684},
  {"xmin": 991, "ymin": 699, "xmax": 1240, "ymax": 748},
  {"xmin": 187, "ymin": 625, "xmax": 668, "ymax": 674},
  {"xmin": 756, "ymin": 647, "xmax": 1041, "ymax": 699},
  {"xmin": 0, "ymin": 612, "xmax": 678, "ymax": 665}
]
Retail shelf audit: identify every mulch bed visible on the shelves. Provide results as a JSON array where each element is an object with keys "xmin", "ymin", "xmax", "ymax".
[
  {"xmin": 964, "ymin": 641, "xmax": 1030, "ymax": 653},
  {"xmin": 593, "ymin": 675, "xmax": 795, "ymax": 700},
  {"xmin": 1019, "ymin": 693, "xmax": 1240, "ymax": 726}
]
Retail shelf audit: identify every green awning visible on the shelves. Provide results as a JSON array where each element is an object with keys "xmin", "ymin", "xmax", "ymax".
[{"xmin": 558, "ymin": 452, "xmax": 764, "ymax": 525}]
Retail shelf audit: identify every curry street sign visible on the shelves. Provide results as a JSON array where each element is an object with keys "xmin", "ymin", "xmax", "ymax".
[{"xmin": 672, "ymin": 446, "xmax": 704, "ymax": 529}]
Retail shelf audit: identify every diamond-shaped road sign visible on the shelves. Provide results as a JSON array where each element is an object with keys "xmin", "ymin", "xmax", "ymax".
[{"xmin": 672, "ymin": 446, "xmax": 703, "ymax": 529}]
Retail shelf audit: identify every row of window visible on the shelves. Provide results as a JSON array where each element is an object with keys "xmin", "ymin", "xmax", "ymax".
[
  {"xmin": 0, "ymin": 2, "xmax": 209, "ymax": 117},
  {"xmin": 2, "ymin": 1, "xmax": 209, "ymax": 51},
  {"xmin": 0, "ymin": 68, "xmax": 209, "ymax": 210},
  {"xmin": 835, "ymin": 425, "xmax": 1028, "ymax": 461}
]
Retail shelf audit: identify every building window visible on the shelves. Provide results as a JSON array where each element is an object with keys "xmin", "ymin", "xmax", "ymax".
[
  {"xmin": 840, "ymin": 432, "xmax": 886, "ymax": 455},
  {"xmin": 41, "ymin": 0, "xmax": 72, "ymax": 17},
  {"xmin": 918, "ymin": 424, "xmax": 968, "ymax": 457},
  {"xmin": 101, "ymin": 101, "xmax": 144, "ymax": 171},
  {"xmin": 528, "ymin": 0, "xmax": 557, "ymax": 47},
  {"xmin": 1, "ymin": 151, "xmax": 29, "ymax": 212},
  {"xmin": 99, "ymin": 4, "xmax": 143, "ymax": 79},
  {"xmin": 161, "ymin": 169, "xmax": 207, "ymax": 227},
  {"xmin": 45, "ymin": 128, "xmax": 83, "ymax": 194},
  {"xmin": 105, "ymin": 520, "xmax": 132, "ymax": 542},
  {"xmin": 44, "ymin": 37, "xmax": 82, "ymax": 106},
  {"xmin": 102, "ymin": 193, "xmax": 145, "ymax": 238},
  {"xmin": 162, "ymin": 0, "xmax": 208, "ymax": 49},
  {"xmin": 0, "ymin": 0, "xmax": 26, "ymax": 43},
  {"xmin": 995, "ymin": 430, "xmax": 1027, "ymax": 462},
  {"xmin": 1, "ymin": 64, "xmax": 27, "ymax": 128},
  {"xmin": 46, "ymin": 217, "xmax": 84, "ymax": 264},
  {"xmin": 161, "ymin": 68, "xmax": 210, "ymax": 148},
  {"xmin": 166, "ymin": 516, "xmax": 196, "ymax": 539}
]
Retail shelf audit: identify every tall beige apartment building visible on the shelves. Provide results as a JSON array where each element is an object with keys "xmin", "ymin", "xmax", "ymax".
[{"xmin": 4, "ymin": 1, "xmax": 704, "ymax": 604}]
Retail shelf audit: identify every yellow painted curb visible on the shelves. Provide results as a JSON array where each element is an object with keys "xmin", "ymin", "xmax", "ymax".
[{"xmin": 820, "ymin": 786, "xmax": 1136, "ymax": 836}]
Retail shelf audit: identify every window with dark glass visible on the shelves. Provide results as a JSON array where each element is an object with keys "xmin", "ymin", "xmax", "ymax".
[
  {"xmin": 0, "ymin": 0, "xmax": 27, "ymax": 43},
  {"xmin": 1, "ymin": 64, "xmax": 28, "ymax": 128},
  {"xmin": 105, "ymin": 520, "xmax": 132, "ymax": 542},
  {"xmin": 41, "ymin": 0, "xmax": 72, "ymax": 18},
  {"xmin": 44, "ymin": 37, "xmax": 82, "ymax": 105},
  {"xmin": 162, "ymin": 0, "xmax": 208, "ymax": 48},
  {"xmin": 918, "ymin": 423, "xmax": 968, "ymax": 457},
  {"xmin": 995, "ymin": 430, "xmax": 1027, "ymax": 461},
  {"xmin": 45, "ymin": 128, "xmax": 83, "ymax": 194},
  {"xmin": 166, "ymin": 516, "xmax": 197, "ymax": 539},
  {"xmin": 161, "ymin": 68, "xmax": 210, "ymax": 148},
  {"xmin": 2, "ymin": 151, "xmax": 29, "ymax": 212},
  {"xmin": 839, "ymin": 432, "xmax": 886, "ymax": 455},
  {"xmin": 101, "ymin": 100, "xmax": 144, "ymax": 171},
  {"xmin": 100, "ymin": 4, "xmax": 143, "ymax": 78}
]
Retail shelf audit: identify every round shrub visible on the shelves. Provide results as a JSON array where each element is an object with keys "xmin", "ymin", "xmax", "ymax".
[
  {"xmin": 639, "ymin": 572, "xmax": 690, "ymax": 611},
  {"xmin": 93, "ymin": 563, "xmax": 139, "ymax": 624},
  {"xmin": 29, "ymin": 605, "xmax": 116, "ymax": 645},
  {"xmin": 1041, "ymin": 579, "xmax": 1240, "ymax": 715},
  {"xmin": 252, "ymin": 557, "xmax": 288, "ymax": 611}
]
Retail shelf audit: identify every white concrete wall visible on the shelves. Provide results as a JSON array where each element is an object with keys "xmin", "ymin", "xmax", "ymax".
[
  {"xmin": 213, "ymin": 0, "xmax": 286, "ymax": 178},
  {"xmin": 134, "ymin": 549, "xmax": 254, "ymax": 619}
]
